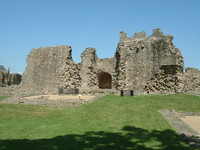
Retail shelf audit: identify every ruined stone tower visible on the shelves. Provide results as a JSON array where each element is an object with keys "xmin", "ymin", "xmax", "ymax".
[
  {"xmin": 116, "ymin": 28, "xmax": 184, "ymax": 94},
  {"xmin": 21, "ymin": 28, "xmax": 185, "ymax": 95}
]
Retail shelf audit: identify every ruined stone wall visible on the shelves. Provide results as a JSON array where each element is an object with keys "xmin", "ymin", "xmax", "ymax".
[
  {"xmin": 115, "ymin": 29, "xmax": 184, "ymax": 94},
  {"xmin": 96, "ymin": 58, "xmax": 116, "ymax": 73},
  {"xmin": 79, "ymin": 48, "xmax": 98, "ymax": 93},
  {"xmin": 96, "ymin": 58, "xmax": 117, "ymax": 90},
  {"xmin": 20, "ymin": 46, "xmax": 117, "ymax": 95},
  {"xmin": 21, "ymin": 45, "xmax": 72, "ymax": 94},
  {"xmin": 59, "ymin": 49, "xmax": 81, "ymax": 90},
  {"xmin": 182, "ymin": 68, "xmax": 200, "ymax": 95},
  {"xmin": 0, "ymin": 66, "xmax": 22, "ymax": 87},
  {"xmin": 78, "ymin": 48, "xmax": 117, "ymax": 94},
  {"xmin": 18, "ymin": 28, "xmax": 198, "ymax": 96},
  {"xmin": 0, "ymin": 65, "xmax": 7, "ymax": 72},
  {"xmin": 144, "ymin": 65, "xmax": 183, "ymax": 94}
]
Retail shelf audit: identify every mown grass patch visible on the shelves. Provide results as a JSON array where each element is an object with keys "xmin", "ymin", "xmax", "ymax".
[{"xmin": 0, "ymin": 94, "xmax": 199, "ymax": 150}]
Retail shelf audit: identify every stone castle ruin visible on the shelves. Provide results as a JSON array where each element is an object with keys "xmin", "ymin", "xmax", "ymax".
[
  {"xmin": 1, "ymin": 28, "xmax": 200, "ymax": 95},
  {"xmin": 17, "ymin": 28, "xmax": 199, "ymax": 95}
]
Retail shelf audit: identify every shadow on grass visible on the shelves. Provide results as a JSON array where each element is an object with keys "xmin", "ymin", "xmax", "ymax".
[{"xmin": 0, "ymin": 126, "xmax": 192, "ymax": 150}]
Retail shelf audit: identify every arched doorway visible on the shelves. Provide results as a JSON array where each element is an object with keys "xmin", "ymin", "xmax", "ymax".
[{"xmin": 98, "ymin": 72, "xmax": 112, "ymax": 89}]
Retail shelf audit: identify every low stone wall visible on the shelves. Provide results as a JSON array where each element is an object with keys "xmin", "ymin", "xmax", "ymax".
[
  {"xmin": 0, "ymin": 85, "xmax": 20, "ymax": 95},
  {"xmin": 160, "ymin": 110, "xmax": 200, "ymax": 149},
  {"xmin": 176, "ymin": 111, "xmax": 200, "ymax": 117}
]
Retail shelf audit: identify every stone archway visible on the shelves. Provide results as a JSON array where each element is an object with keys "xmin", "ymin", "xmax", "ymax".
[{"xmin": 98, "ymin": 72, "xmax": 112, "ymax": 89}]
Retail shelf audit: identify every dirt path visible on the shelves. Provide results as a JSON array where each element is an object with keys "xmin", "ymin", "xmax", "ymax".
[
  {"xmin": 23, "ymin": 95, "xmax": 95, "ymax": 100},
  {"xmin": 2, "ymin": 94, "xmax": 102, "ymax": 108}
]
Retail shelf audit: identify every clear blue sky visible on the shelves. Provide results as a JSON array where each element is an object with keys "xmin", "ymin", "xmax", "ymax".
[{"xmin": 0, "ymin": 0, "xmax": 200, "ymax": 73}]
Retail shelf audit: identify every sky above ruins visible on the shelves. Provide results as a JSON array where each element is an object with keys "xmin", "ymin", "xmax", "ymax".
[{"xmin": 0, "ymin": 0, "xmax": 200, "ymax": 73}]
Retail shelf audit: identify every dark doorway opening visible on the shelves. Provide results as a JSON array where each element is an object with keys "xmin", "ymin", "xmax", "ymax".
[{"xmin": 98, "ymin": 72, "xmax": 112, "ymax": 89}]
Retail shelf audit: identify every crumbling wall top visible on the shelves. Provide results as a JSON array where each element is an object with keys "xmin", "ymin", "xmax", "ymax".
[
  {"xmin": 120, "ymin": 28, "xmax": 173, "ymax": 43},
  {"xmin": 133, "ymin": 31, "xmax": 147, "ymax": 39},
  {"xmin": 0, "ymin": 65, "xmax": 8, "ymax": 73},
  {"xmin": 81, "ymin": 47, "xmax": 97, "ymax": 62},
  {"xmin": 185, "ymin": 67, "xmax": 200, "ymax": 74},
  {"xmin": 120, "ymin": 31, "xmax": 147, "ymax": 42},
  {"xmin": 81, "ymin": 47, "xmax": 96, "ymax": 56},
  {"xmin": 150, "ymin": 28, "xmax": 164, "ymax": 37}
]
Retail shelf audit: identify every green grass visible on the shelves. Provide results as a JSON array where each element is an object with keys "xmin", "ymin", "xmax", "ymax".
[
  {"xmin": 0, "ymin": 96, "xmax": 10, "ymax": 102},
  {"xmin": 0, "ymin": 94, "xmax": 200, "ymax": 150}
]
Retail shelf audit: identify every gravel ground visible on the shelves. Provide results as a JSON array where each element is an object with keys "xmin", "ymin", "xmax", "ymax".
[
  {"xmin": 181, "ymin": 116, "xmax": 200, "ymax": 135},
  {"xmin": 1, "ymin": 94, "xmax": 103, "ymax": 108}
]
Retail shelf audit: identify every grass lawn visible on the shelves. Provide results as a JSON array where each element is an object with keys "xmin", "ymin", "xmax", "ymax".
[{"xmin": 0, "ymin": 94, "xmax": 200, "ymax": 150}]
